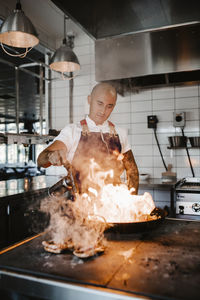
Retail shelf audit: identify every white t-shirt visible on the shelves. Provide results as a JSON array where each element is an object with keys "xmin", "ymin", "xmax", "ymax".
[{"xmin": 54, "ymin": 116, "xmax": 131, "ymax": 163}]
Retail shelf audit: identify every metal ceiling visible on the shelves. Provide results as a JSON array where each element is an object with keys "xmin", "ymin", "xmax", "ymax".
[{"xmin": 51, "ymin": 0, "xmax": 200, "ymax": 40}]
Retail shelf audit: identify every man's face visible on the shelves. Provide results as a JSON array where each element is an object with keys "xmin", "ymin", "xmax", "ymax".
[{"xmin": 88, "ymin": 89, "xmax": 117, "ymax": 125}]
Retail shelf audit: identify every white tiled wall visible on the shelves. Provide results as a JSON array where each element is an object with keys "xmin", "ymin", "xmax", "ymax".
[{"xmin": 50, "ymin": 31, "xmax": 200, "ymax": 180}]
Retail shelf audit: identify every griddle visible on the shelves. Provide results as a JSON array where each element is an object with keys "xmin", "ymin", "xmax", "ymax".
[{"xmin": 0, "ymin": 219, "xmax": 200, "ymax": 300}]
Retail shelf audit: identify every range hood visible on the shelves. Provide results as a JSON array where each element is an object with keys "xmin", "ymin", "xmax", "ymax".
[
  {"xmin": 95, "ymin": 24, "xmax": 200, "ymax": 93},
  {"xmin": 52, "ymin": 0, "xmax": 200, "ymax": 92}
]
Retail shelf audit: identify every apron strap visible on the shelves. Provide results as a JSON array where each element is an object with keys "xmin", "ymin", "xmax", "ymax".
[
  {"xmin": 108, "ymin": 120, "xmax": 118, "ymax": 137},
  {"xmin": 80, "ymin": 119, "xmax": 117, "ymax": 137},
  {"xmin": 80, "ymin": 119, "xmax": 90, "ymax": 136}
]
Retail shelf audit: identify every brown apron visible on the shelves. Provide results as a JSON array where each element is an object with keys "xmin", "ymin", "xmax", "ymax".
[{"xmin": 72, "ymin": 119, "xmax": 124, "ymax": 194}]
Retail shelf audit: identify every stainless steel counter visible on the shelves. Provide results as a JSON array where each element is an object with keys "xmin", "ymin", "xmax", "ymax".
[
  {"xmin": 139, "ymin": 178, "xmax": 176, "ymax": 190},
  {"xmin": 0, "ymin": 175, "xmax": 61, "ymax": 200}
]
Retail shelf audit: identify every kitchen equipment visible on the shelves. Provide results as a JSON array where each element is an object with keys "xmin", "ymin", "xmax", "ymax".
[
  {"xmin": 168, "ymin": 136, "xmax": 187, "ymax": 147},
  {"xmin": 175, "ymin": 177, "xmax": 200, "ymax": 215},
  {"xmin": 162, "ymin": 164, "xmax": 177, "ymax": 182},
  {"xmin": 48, "ymin": 163, "xmax": 77, "ymax": 198},
  {"xmin": 189, "ymin": 136, "xmax": 200, "ymax": 147},
  {"xmin": 106, "ymin": 207, "xmax": 166, "ymax": 234},
  {"xmin": 0, "ymin": 219, "xmax": 200, "ymax": 300}
]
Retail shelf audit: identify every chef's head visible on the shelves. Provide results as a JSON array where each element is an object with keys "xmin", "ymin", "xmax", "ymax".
[{"xmin": 88, "ymin": 83, "xmax": 117, "ymax": 125}]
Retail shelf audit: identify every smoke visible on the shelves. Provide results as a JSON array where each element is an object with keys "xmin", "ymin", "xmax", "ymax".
[
  {"xmin": 39, "ymin": 157, "xmax": 155, "ymax": 249},
  {"xmin": 40, "ymin": 194, "xmax": 107, "ymax": 250}
]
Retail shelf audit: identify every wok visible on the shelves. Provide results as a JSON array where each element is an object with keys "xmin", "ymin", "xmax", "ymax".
[{"xmin": 105, "ymin": 207, "xmax": 166, "ymax": 234}]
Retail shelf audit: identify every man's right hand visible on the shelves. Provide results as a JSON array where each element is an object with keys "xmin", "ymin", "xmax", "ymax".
[
  {"xmin": 47, "ymin": 149, "xmax": 67, "ymax": 166},
  {"xmin": 37, "ymin": 140, "xmax": 68, "ymax": 168}
]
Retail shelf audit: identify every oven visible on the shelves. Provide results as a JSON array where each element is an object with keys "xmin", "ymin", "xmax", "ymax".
[{"xmin": 175, "ymin": 177, "xmax": 200, "ymax": 215}]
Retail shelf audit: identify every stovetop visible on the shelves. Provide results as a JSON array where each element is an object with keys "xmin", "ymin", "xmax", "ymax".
[{"xmin": 0, "ymin": 219, "xmax": 200, "ymax": 300}]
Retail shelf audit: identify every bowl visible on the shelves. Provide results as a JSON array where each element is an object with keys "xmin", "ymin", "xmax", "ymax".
[
  {"xmin": 168, "ymin": 136, "xmax": 187, "ymax": 147},
  {"xmin": 189, "ymin": 137, "xmax": 200, "ymax": 147},
  {"xmin": 139, "ymin": 173, "xmax": 149, "ymax": 181}
]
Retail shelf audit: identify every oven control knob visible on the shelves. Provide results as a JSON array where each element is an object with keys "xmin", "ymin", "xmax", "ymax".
[
  {"xmin": 192, "ymin": 203, "xmax": 200, "ymax": 212},
  {"xmin": 179, "ymin": 205, "xmax": 184, "ymax": 214}
]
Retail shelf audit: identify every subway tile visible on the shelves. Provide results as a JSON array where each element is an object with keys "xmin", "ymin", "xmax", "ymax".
[
  {"xmin": 152, "ymin": 86, "xmax": 174, "ymax": 99},
  {"xmin": 154, "ymin": 110, "xmax": 173, "ymax": 122},
  {"xmin": 183, "ymin": 120, "xmax": 200, "ymax": 132},
  {"xmin": 78, "ymin": 54, "xmax": 93, "ymax": 65},
  {"xmin": 114, "ymin": 101, "xmax": 131, "ymax": 113},
  {"xmin": 75, "ymin": 33, "xmax": 93, "ymax": 46},
  {"xmin": 153, "ymin": 167, "xmax": 165, "ymax": 178},
  {"xmin": 54, "ymin": 79, "xmax": 69, "ymax": 89},
  {"xmin": 131, "ymin": 111, "xmax": 152, "ymax": 123},
  {"xmin": 152, "ymin": 98, "xmax": 174, "ymax": 111},
  {"xmin": 53, "ymin": 99, "xmax": 69, "ymax": 109},
  {"xmin": 74, "ymin": 75, "xmax": 92, "ymax": 86},
  {"xmin": 55, "ymin": 106, "xmax": 68, "ymax": 116},
  {"xmin": 73, "ymin": 105, "xmax": 85, "ymax": 115},
  {"xmin": 185, "ymin": 109, "xmax": 200, "ymax": 121},
  {"xmin": 135, "ymin": 156, "xmax": 153, "ymax": 168},
  {"xmin": 132, "ymin": 145, "xmax": 153, "ymax": 156},
  {"xmin": 153, "ymin": 155, "xmax": 169, "ymax": 168},
  {"xmin": 131, "ymin": 134, "xmax": 153, "ymax": 145},
  {"xmin": 75, "ymin": 44, "xmax": 93, "ymax": 56},
  {"xmin": 73, "ymin": 85, "xmax": 90, "ymax": 97},
  {"xmin": 175, "ymin": 85, "xmax": 199, "ymax": 98},
  {"xmin": 79, "ymin": 64, "xmax": 94, "ymax": 76},
  {"xmin": 156, "ymin": 121, "xmax": 175, "ymax": 133},
  {"xmin": 131, "ymin": 89, "xmax": 152, "ymax": 101},
  {"xmin": 176, "ymin": 168, "xmax": 195, "ymax": 179},
  {"xmin": 110, "ymin": 113, "xmax": 131, "ymax": 124},
  {"xmin": 73, "ymin": 96, "xmax": 87, "ymax": 106},
  {"xmin": 153, "ymin": 144, "xmax": 175, "ymax": 157},
  {"xmin": 131, "ymin": 100, "xmax": 152, "ymax": 112},
  {"xmin": 176, "ymin": 155, "xmax": 200, "ymax": 168},
  {"xmin": 131, "ymin": 122, "xmax": 150, "ymax": 135},
  {"xmin": 175, "ymin": 97, "xmax": 198, "ymax": 110}
]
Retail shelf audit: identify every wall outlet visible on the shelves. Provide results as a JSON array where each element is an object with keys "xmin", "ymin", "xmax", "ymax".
[
  {"xmin": 173, "ymin": 112, "xmax": 185, "ymax": 127},
  {"xmin": 147, "ymin": 115, "xmax": 158, "ymax": 128}
]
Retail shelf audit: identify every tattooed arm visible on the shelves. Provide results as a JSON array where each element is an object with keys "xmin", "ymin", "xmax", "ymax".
[{"xmin": 122, "ymin": 149, "xmax": 139, "ymax": 195}]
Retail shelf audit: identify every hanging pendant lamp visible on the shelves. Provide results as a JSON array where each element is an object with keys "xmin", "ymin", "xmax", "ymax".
[
  {"xmin": 0, "ymin": 0, "xmax": 39, "ymax": 57},
  {"xmin": 50, "ymin": 15, "xmax": 80, "ymax": 78}
]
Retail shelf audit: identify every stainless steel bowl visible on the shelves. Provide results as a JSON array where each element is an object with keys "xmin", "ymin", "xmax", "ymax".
[
  {"xmin": 189, "ymin": 137, "xmax": 200, "ymax": 147},
  {"xmin": 168, "ymin": 136, "xmax": 187, "ymax": 147}
]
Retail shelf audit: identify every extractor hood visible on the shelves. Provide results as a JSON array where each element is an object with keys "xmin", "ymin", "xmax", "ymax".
[
  {"xmin": 95, "ymin": 24, "xmax": 200, "ymax": 93},
  {"xmin": 52, "ymin": 0, "xmax": 200, "ymax": 91}
]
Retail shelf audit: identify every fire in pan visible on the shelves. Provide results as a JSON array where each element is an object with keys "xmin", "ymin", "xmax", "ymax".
[{"xmin": 105, "ymin": 207, "xmax": 167, "ymax": 234}]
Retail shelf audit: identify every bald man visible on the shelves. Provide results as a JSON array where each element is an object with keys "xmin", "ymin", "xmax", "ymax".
[{"xmin": 37, "ymin": 83, "xmax": 139, "ymax": 194}]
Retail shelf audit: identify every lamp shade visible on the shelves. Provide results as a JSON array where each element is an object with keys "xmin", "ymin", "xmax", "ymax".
[
  {"xmin": 0, "ymin": 8, "xmax": 39, "ymax": 48},
  {"xmin": 50, "ymin": 44, "xmax": 80, "ymax": 73}
]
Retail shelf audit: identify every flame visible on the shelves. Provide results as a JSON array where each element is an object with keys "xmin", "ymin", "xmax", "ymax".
[
  {"xmin": 74, "ymin": 158, "xmax": 155, "ymax": 223},
  {"xmin": 41, "ymin": 158, "xmax": 156, "ymax": 252},
  {"xmin": 76, "ymin": 184, "xmax": 155, "ymax": 223}
]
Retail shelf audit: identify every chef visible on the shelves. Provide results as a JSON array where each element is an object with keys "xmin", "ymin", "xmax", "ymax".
[{"xmin": 37, "ymin": 82, "xmax": 139, "ymax": 195}]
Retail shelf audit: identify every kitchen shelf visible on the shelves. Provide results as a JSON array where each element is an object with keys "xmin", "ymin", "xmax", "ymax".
[{"xmin": 167, "ymin": 146, "xmax": 200, "ymax": 149}]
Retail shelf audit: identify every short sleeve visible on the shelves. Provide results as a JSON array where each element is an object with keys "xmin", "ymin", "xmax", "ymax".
[
  {"xmin": 116, "ymin": 126, "xmax": 131, "ymax": 153},
  {"xmin": 53, "ymin": 124, "xmax": 76, "ymax": 152}
]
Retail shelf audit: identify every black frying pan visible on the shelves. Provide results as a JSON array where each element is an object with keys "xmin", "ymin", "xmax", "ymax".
[{"xmin": 105, "ymin": 207, "xmax": 166, "ymax": 234}]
